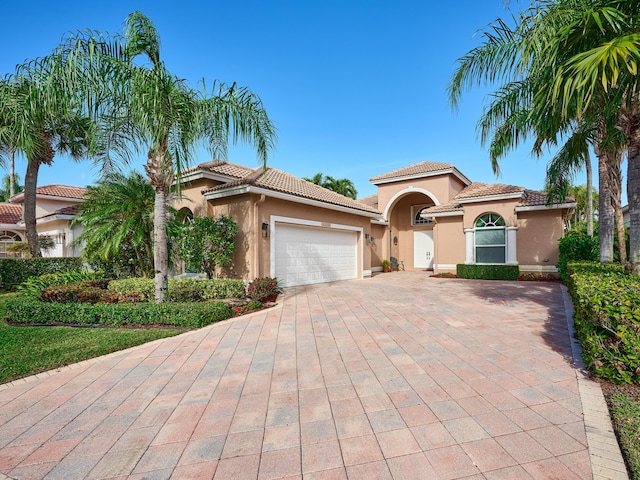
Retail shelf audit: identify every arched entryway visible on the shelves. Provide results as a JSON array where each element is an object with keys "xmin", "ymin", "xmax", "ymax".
[{"xmin": 384, "ymin": 189, "xmax": 438, "ymax": 270}]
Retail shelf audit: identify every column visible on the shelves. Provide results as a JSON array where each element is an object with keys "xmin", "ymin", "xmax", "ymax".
[
  {"xmin": 464, "ymin": 228, "xmax": 474, "ymax": 264},
  {"xmin": 506, "ymin": 226, "xmax": 518, "ymax": 265}
]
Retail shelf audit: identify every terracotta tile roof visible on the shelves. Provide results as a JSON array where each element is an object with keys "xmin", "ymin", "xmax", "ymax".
[
  {"xmin": 370, "ymin": 161, "xmax": 456, "ymax": 182},
  {"xmin": 37, "ymin": 205, "xmax": 80, "ymax": 220},
  {"xmin": 204, "ymin": 167, "xmax": 380, "ymax": 214},
  {"xmin": 0, "ymin": 203, "xmax": 22, "ymax": 224},
  {"xmin": 34, "ymin": 185, "xmax": 87, "ymax": 199},
  {"xmin": 520, "ymin": 189, "xmax": 568, "ymax": 206},
  {"xmin": 357, "ymin": 194, "xmax": 379, "ymax": 209},
  {"xmin": 420, "ymin": 202, "xmax": 464, "ymax": 215},
  {"xmin": 455, "ymin": 182, "xmax": 524, "ymax": 200},
  {"xmin": 184, "ymin": 160, "xmax": 254, "ymax": 179}
]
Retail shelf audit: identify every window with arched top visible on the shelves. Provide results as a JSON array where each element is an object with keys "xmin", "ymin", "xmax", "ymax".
[
  {"xmin": 411, "ymin": 205, "xmax": 434, "ymax": 226},
  {"xmin": 0, "ymin": 230, "xmax": 23, "ymax": 258},
  {"xmin": 474, "ymin": 213, "xmax": 506, "ymax": 263}
]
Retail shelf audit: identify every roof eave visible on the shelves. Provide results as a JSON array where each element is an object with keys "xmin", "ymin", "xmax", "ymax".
[
  {"xmin": 204, "ymin": 185, "xmax": 382, "ymax": 219},
  {"xmin": 515, "ymin": 202, "xmax": 577, "ymax": 212},
  {"xmin": 177, "ymin": 169, "xmax": 241, "ymax": 185},
  {"xmin": 371, "ymin": 167, "xmax": 471, "ymax": 187},
  {"xmin": 457, "ymin": 192, "xmax": 524, "ymax": 204}
]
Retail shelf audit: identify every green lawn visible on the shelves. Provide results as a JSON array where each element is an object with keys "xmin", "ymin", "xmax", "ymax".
[
  {"xmin": 0, "ymin": 292, "xmax": 184, "ymax": 384},
  {"xmin": 609, "ymin": 394, "xmax": 640, "ymax": 480}
]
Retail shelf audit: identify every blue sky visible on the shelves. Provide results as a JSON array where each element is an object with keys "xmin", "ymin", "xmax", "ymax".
[{"xmin": 1, "ymin": 0, "xmax": 592, "ymax": 199}]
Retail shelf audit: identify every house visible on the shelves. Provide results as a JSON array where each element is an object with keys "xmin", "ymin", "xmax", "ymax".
[
  {"xmin": 0, "ymin": 185, "xmax": 86, "ymax": 258},
  {"xmin": 175, "ymin": 160, "xmax": 575, "ymax": 286}
]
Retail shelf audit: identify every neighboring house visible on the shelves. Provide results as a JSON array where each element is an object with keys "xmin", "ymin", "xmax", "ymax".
[
  {"xmin": 176, "ymin": 160, "xmax": 575, "ymax": 287},
  {"xmin": 0, "ymin": 185, "xmax": 86, "ymax": 258}
]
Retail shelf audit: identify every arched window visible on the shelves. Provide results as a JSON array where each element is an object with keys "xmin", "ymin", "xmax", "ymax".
[
  {"xmin": 412, "ymin": 205, "xmax": 434, "ymax": 226},
  {"xmin": 177, "ymin": 207, "xmax": 194, "ymax": 224},
  {"xmin": 475, "ymin": 213, "xmax": 506, "ymax": 263},
  {"xmin": 0, "ymin": 231, "xmax": 23, "ymax": 258}
]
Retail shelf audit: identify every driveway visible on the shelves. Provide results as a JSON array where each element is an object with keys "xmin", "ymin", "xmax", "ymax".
[{"xmin": 0, "ymin": 272, "xmax": 627, "ymax": 479}]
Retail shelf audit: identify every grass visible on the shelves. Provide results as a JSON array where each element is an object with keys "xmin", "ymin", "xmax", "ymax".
[
  {"xmin": 609, "ymin": 393, "xmax": 640, "ymax": 479},
  {"xmin": 0, "ymin": 292, "xmax": 184, "ymax": 384}
]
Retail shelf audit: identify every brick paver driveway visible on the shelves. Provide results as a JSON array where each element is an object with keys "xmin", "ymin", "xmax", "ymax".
[{"xmin": 0, "ymin": 272, "xmax": 624, "ymax": 479}]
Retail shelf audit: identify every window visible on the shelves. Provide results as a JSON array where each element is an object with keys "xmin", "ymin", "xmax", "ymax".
[
  {"xmin": 475, "ymin": 213, "xmax": 505, "ymax": 263},
  {"xmin": 0, "ymin": 231, "xmax": 22, "ymax": 258},
  {"xmin": 411, "ymin": 205, "xmax": 434, "ymax": 226}
]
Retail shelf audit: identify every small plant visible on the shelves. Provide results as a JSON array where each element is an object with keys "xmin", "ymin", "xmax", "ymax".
[
  {"xmin": 381, "ymin": 260, "xmax": 391, "ymax": 272},
  {"xmin": 247, "ymin": 277, "xmax": 283, "ymax": 302}
]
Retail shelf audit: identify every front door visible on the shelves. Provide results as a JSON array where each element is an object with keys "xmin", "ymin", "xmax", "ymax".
[{"xmin": 414, "ymin": 230, "xmax": 434, "ymax": 269}]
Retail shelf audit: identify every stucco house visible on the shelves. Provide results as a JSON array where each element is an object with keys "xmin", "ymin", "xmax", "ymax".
[
  {"xmin": 0, "ymin": 185, "xmax": 86, "ymax": 258},
  {"xmin": 175, "ymin": 160, "xmax": 575, "ymax": 287}
]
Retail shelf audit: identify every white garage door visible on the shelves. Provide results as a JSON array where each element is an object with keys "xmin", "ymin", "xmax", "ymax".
[{"xmin": 274, "ymin": 224, "xmax": 358, "ymax": 287}]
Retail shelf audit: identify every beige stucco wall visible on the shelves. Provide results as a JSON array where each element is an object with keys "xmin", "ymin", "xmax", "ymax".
[
  {"xmin": 370, "ymin": 223, "xmax": 387, "ymax": 268},
  {"xmin": 461, "ymin": 199, "xmax": 521, "ymax": 229},
  {"xmin": 517, "ymin": 209, "xmax": 566, "ymax": 270},
  {"xmin": 433, "ymin": 216, "xmax": 465, "ymax": 273},
  {"xmin": 33, "ymin": 198, "xmax": 80, "ymax": 219}
]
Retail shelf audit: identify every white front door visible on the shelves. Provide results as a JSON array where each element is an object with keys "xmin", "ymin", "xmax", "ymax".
[{"xmin": 414, "ymin": 230, "xmax": 434, "ymax": 269}]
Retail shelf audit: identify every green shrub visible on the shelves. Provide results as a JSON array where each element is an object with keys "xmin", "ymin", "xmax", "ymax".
[
  {"xmin": 5, "ymin": 297, "xmax": 231, "ymax": 329},
  {"xmin": 455, "ymin": 264, "xmax": 520, "ymax": 280},
  {"xmin": 107, "ymin": 277, "xmax": 246, "ymax": 301},
  {"xmin": 567, "ymin": 262, "xmax": 640, "ymax": 383},
  {"xmin": 0, "ymin": 257, "xmax": 84, "ymax": 290},
  {"xmin": 18, "ymin": 270, "xmax": 104, "ymax": 299},
  {"xmin": 247, "ymin": 277, "xmax": 283, "ymax": 301},
  {"xmin": 557, "ymin": 232, "xmax": 599, "ymax": 282},
  {"xmin": 41, "ymin": 281, "xmax": 114, "ymax": 304}
]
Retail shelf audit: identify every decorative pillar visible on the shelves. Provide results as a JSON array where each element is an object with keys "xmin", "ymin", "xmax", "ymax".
[
  {"xmin": 464, "ymin": 228, "xmax": 474, "ymax": 264},
  {"xmin": 506, "ymin": 226, "xmax": 518, "ymax": 265}
]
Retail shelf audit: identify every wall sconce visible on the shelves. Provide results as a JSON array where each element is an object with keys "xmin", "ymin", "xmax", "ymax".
[
  {"xmin": 262, "ymin": 222, "xmax": 269, "ymax": 238},
  {"xmin": 393, "ymin": 236, "xmax": 398, "ymax": 246}
]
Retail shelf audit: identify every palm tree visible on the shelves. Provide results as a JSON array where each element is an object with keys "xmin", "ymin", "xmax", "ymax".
[
  {"xmin": 56, "ymin": 12, "xmax": 276, "ymax": 301},
  {"xmin": 0, "ymin": 173, "xmax": 23, "ymax": 202},
  {"xmin": 73, "ymin": 171, "xmax": 158, "ymax": 277},
  {"xmin": 448, "ymin": 0, "xmax": 632, "ymax": 265},
  {"xmin": 304, "ymin": 172, "xmax": 358, "ymax": 199},
  {"xmin": 0, "ymin": 76, "xmax": 96, "ymax": 257}
]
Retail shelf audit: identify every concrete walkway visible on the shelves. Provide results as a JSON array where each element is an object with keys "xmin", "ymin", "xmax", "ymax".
[{"xmin": 0, "ymin": 272, "xmax": 627, "ymax": 479}]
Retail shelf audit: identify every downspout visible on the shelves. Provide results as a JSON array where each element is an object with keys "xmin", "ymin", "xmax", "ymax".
[{"xmin": 253, "ymin": 194, "xmax": 266, "ymax": 278}]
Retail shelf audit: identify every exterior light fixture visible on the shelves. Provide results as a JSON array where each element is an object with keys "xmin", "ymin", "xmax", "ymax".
[{"xmin": 262, "ymin": 222, "xmax": 269, "ymax": 237}]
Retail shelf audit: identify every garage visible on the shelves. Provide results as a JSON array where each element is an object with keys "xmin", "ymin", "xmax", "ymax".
[{"xmin": 273, "ymin": 223, "xmax": 358, "ymax": 287}]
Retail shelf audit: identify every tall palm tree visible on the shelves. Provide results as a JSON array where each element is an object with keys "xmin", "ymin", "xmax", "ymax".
[
  {"xmin": 0, "ymin": 76, "xmax": 96, "ymax": 257},
  {"xmin": 304, "ymin": 172, "xmax": 358, "ymax": 199},
  {"xmin": 73, "ymin": 171, "xmax": 157, "ymax": 277},
  {"xmin": 56, "ymin": 12, "xmax": 276, "ymax": 301}
]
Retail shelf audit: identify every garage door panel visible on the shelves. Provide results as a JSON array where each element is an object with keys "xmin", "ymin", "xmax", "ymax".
[{"xmin": 274, "ymin": 224, "xmax": 358, "ymax": 287}]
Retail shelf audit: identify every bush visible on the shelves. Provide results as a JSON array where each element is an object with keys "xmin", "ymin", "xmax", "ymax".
[
  {"xmin": 18, "ymin": 270, "xmax": 104, "ymax": 299},
  {"xmin": 4, "ymin": 297, "xmax": 231, "ymax": 329},
  {"xmin": 566, "ymin": 261, "xmax": 640, "ymax": 384},
  {"xmin": 0, "ymin": 257, "xmax": 84, "ymax": 290},
  {"xmin": 455, "ymin": 264, "xmax": 520, "ymax": 281},
  {"xmin": 41, "ymin": 281, "xmax": 114, "ymax": 304},
  {"xmin": 247, "ymin": 277, "xmax": 283, "ymax": 301},
  {"xmin": 107, "ymin": 277, "xmax": 246, "ymax": 301},
  {"xmin": 557, "ymin": 232, "xmax": 599, "ymax": 282}
]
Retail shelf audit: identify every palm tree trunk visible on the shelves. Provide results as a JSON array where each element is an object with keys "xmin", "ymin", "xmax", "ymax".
[
  {"xmin": 597, "ymin": 148, "xmax": 614, "ymax": 262},
  {"xmin": 153, "ymin": 186, "xmax": 168, "ymax": 302},
  {"xmin": 627, "ymin": 111, "xmax": 640, "ymax": 274},
  {"xmin": 607, "ymin": 152, "xmax": 626, "ymax": 264},
  {"xmin": 585, "ymin": 153, "xmax": 593, "ymax": 237},
  {"xmin": 9, "ymin": 148, "xmax": 15, "ymax": 198},
  {"xmin": 24, "ymin": 158, "xmax": 42, "ymax": 258}
]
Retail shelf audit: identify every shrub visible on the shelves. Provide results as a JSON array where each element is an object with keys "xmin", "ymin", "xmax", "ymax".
[
  {"xmin": 18, "ymin": 270, "xmax": 104, "ymax": 299},
  {"xmin": 0, "ymin": 257, "xmax": 84, "ymax": 290},
  {"xmin": 247, "ymin": 277, "xmax": 283, "ymax": 301},
  {"xmin": 107, "ymin": 277, "xmax": 246, "ymax": 301},
  {"xmin": 4, "ymin": 297, "xmax": 231, "ymax": 329},
  {"xmin": 455, "ymin": 264, "xmax": 519, "ymax": 281},
  {"xmin": 567, "ymin": 261, "xmax": 640, "ymax": 384},
  {"xmin": 41, "ymin": 281, "xmax": 114, "ymax": 304},
  {"xmin": 557, "ymin": 232, "xmax": 599, "ymax": 282}
]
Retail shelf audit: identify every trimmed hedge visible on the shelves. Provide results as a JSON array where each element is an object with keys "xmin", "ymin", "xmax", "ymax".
[
  {"xmin": 557, "ymin": 233, "xmax": 599, "ymax": 282},
  {"xmin": 107, "ymin": 277, "xmax": 246, "ymax": 301},
  {"xmin": 5, "ymin": 297, "xmax": 231, "ymax": 329},
  {"xmin": 565, "ymin": 261, "xmax": 640, "ymax": 384},
  {"xmin": 0, "ymin": 257, "xmax": 84, "ymax": 290},
  {"xmin": 456, "ymin": 264, "xmax": 520, "ymax": 281}
]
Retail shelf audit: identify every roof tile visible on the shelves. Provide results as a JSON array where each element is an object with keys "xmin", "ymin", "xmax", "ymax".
[
  {"xmin": 205, "ymin": 167, "xmax": 380, "ymax": 214},
  {"xmin": 185, "ymin": 160, "xmax": 254, "ymax": 179},
  {"xmin": 370, "ymin": 161, "xmax": 456, "ymax": 182},
  {"xmin": 34, "ymin": 185, "xmax": 87, "ymax": 199},
  {"xmin": 0, "ymin": 203, "xmax": 21, "ymax": 224}
]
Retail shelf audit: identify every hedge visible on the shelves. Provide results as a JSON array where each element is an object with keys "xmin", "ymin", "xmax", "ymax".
[
  {"xmin": 456, "ymin": 264, "xmax": 520, "ymax": 280},
  {"xmin": 0, "ymin": 257, "xmax": 84, "ymax": 290},
  {"xmin": 565, "ymin": 261, "xmax": 640, "ymax": 384},
  {"xmin": 107, "ymin": 277, "xmax": 246, "ymax": 301},
  {"xmin": 4, "ymin": 297, "xmax": 231, "ymax": 329}
]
